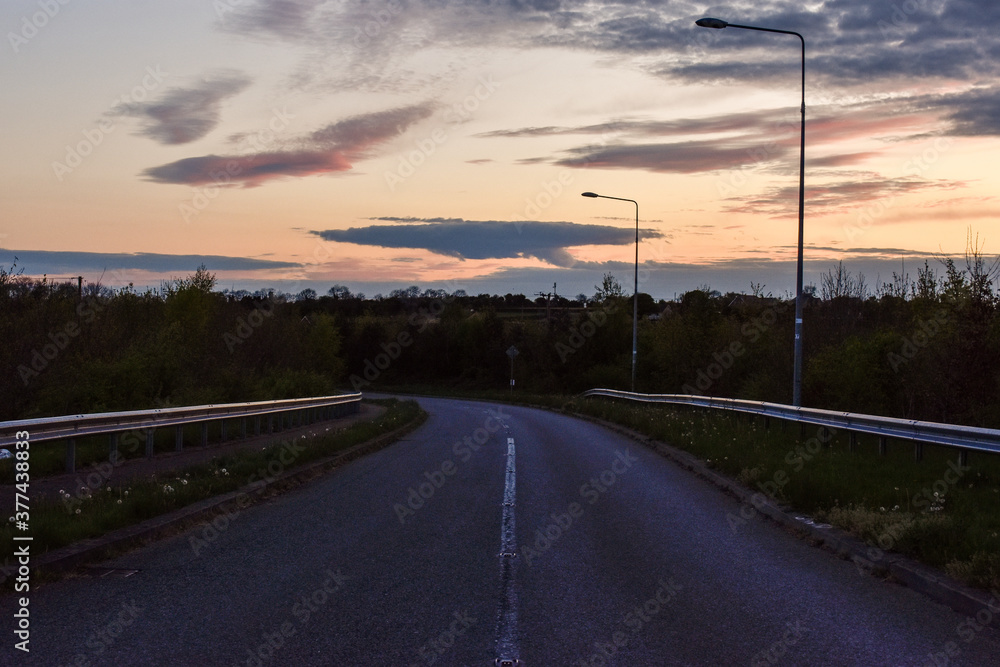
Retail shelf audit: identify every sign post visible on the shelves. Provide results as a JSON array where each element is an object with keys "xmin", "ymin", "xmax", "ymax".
[{"xmin": 506, "ymin": 346, "xmax": 519, "ymax": 394}]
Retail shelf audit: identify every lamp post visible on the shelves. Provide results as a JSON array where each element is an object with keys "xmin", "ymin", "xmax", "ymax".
[
  {"xmin": 581, "ymin": 191, "xmax": 639, "ymax": 392},
  {"xmin": 696, "ymin": 17, "xmax": 806, "ymax": 407}
]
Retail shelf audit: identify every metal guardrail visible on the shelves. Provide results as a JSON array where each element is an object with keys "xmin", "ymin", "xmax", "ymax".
[
  {"xmin": 0, "ymin": 393, "xmax": 362, "ymax": 472},
  {"xmin": 582, "ymin": 389, "xmax": 999, "ymax": 458}
]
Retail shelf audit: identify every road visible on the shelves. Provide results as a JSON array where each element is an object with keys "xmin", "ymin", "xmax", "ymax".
[{"xmin": 8, "ymin": 396, "xmax": 1000, "ymax": 665}]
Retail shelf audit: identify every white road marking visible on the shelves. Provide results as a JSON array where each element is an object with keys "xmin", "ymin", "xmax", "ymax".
[{"xmin": 496, "ymin": 436, "xmax": 520, "ymax": 664}]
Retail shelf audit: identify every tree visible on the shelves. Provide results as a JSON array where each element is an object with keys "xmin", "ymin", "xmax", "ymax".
[
  {"xmin": 328, "ymin": 285, "xmax": 352, "ymax": 299},
  {"xmin": 821, "ymin": 261, "xmax": 868, "ymax": 301},
  {"xmin": 914, "ymin": 261, "xmax": 939, "ymax": 300},
  {"xmin": 594, "ymin": 273, "xmax": 625, "ymax": 302},
  {"xmin": 166, "ymin": 265, "xmax": 216, "ymax": 295}
]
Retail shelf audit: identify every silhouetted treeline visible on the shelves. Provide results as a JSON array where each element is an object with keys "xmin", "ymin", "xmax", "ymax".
[
  {"xmin": 2, "ymin": 252, "xmax": 998, "ymax": 427},
  {"xmin": 0, "ymin": 267, "xmax": 343, "ymax": 419}
]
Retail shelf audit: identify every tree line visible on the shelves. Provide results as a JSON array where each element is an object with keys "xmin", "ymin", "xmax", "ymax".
[{"xmin": 2, "ymin": 246, "xmax": 998, "ymax": 427}]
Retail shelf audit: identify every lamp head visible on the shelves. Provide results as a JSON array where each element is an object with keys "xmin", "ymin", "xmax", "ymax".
[
  {"xmin": 695, "ymin": 17, "xmax": 728, "ymax": 29},
  {"xmin": 581, "ymin": 192, "xmax": 599, "ymax": 198}
]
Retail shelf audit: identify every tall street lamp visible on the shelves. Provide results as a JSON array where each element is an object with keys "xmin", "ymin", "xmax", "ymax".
[
  {"xmin": 581, "ymin": 191, "xmax": 639, "ymax": 392},
  {"xmin": 696, "ymin": 17, "xmax": 806, "ymax": 407}
]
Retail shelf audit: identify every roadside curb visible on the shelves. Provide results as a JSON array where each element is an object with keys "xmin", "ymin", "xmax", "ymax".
[
  {"xmin": 30, "ymin": 410, "xmax": 427, "ymax": 581},
  {"xmin": 569, "ymin": 410, "xmax": 1000, "ymax": 630}
]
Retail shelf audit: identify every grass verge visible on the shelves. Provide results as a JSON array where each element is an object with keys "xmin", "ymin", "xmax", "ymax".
[
  {"xmin": 563, "ymin": 397, "xmax": 1000, "ymax": 591},
  {"xmin": 0, "ymin": 399, "xmax": 424, "ymax": 576},
  {"xmin": 383, "ymin": 386, "xmax": 1000, "ymax": 591}
]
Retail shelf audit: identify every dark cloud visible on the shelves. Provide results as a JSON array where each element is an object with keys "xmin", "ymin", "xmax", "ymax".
[
  {"xmin": 808, "ymin": 151, "xmax": 879, "ymax": 167},
  {"xmin": 142, "ymin": 151, "xmax": 353, "ymax": 188},
  {"xmin": 114, "ymin": 72, "xmax": 252, "ymax": 145},
  {"xmin": 217, "ymin": 0, "xmax": 325, "ymax": 41},
  {"xmin": 554, "ymin": 140, "xmax": 785, "ymax": 173},
  {"xmin": 476, "ymin": 110, "xmax": 785, "ymax": 140},
  {"xmin": 799, "ymin": 246, "xmax": 938, "ymax": 258},
  {"xmin": 2, "ymin": 249, "xmax": 299, "ymax": 275},
  {"xmin": 143, "ymin": 103, "xmax": 433, "ymax": 187},
  {"xmin": 513, "ymin": 101, "xmax": 945, "ymax": 174},
  {"xmin": 313, "ymin": 218, "xmax": 664, "ymax": 267},
  {"xmin": 308, "ymin": 105, "xmax": 433, "ymax": 148},
  {"xmin": 211, "ymin": 1, "xmax": 1000, "ymax": 145},
  {"xmin": 212, "ymin": 0, "xmax": 1000, "ymax": 134},
  {"xmin": 934, "ymin": 86, "xmax": 1000, "ymax": 136},
  {"xmin": 218, "ymin": 0, "xmax": 570, "ymax": 48},
  {"xmin": 723, "ymin": 176, "xmax": 967, "ymax": 217}
]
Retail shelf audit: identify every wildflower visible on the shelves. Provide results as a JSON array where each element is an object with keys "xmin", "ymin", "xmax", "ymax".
[
  {"xmin": 75, "ymin": 509, "xmax": 81, "ymax": 515},
  {"xmin": 117, "ymin": 499, "xmax": 122, "ymax": 505}
]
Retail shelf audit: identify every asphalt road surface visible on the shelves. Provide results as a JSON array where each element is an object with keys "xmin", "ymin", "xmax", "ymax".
[{"xmin": 8, "ymin": 396, "xmax": 1000, "ymax": 665}]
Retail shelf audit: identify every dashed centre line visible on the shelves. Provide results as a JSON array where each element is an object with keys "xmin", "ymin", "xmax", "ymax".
[{"xmin": 496, "ymin": 434, "xmax": 520, "ymax": 665}]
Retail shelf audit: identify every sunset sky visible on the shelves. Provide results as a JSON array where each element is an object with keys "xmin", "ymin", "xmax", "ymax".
[{"xmin": 3, "ymin": 0, "xmax": 997, "ymax": 300}]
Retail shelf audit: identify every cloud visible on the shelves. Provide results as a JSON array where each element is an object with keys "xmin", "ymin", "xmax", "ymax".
[
  {"xmin": 142, "ymin": 151, "xmax": 354, "ymax": 188},
  {"xmin": 220, "ymin": 0, "xmax": 569, "ymax": 45},
  {"xmin": 808, "ymin": 151, "xmax": 880, "ymax": 167},
  {"xmin": 312, "ymin": 218, "xmax": 663, "ymax": 267},
  {"xmin": 2, "ymin": 249, "xmax": 299, "ymax": 275},
  {"xmin": 217, "ymin": 0, "xmax": 326, "ymax": 41},
  {"xmin": 930, "ymin": 86, "xmax": 1000, "ymax": 136},
  {"xmin": 213, "ymin": 0, "xmax": 1000, "ymax": 128},
  {"xmin": 142, "ymin": 103, "xmax": 433, "ymax": 187},
  {"xmin": 479, "ymin": 110, "xmax": 788, "ymax": 140},
  {"xmin": 113, "ymin": 72, "xmax": 252, "ymax": 145},
  {"xmin": 554, "ymin": 140, "xmax": 785, "ymax": 173},
  {"xmin": 797, "ymin": 246, "xmax": 938, "ymax": 259},
  {"xmin": 509, "ymin": 100, "xmax": 943, "ymax": 175},
  {"xmin": 723, "ymin": 175, "xmax": 967, "ymax": 217}
]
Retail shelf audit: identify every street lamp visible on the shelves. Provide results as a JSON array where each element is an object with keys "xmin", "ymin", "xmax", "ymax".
[
  {"xmin": 696, "ymin": 17, "xmax": 806, "ymax": 407},
  {"xmin": 581, "ymin": 191, "xmax": 639, "ymax": 392}
]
